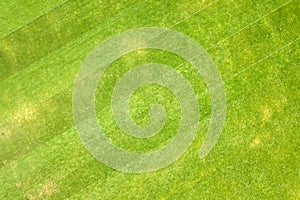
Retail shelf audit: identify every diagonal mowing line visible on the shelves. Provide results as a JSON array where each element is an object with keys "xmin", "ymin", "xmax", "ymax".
[
  {"xmin": 0, "ymin": 0, "xmax": 293, "ymax": 100},
  {"xmin": 42, "ymin": 0, "xmax": 221, "ymax": 82},
  {"xmin": 0, "ymin": 0, "xmax": 152, "ymax": 123},
  {"xmin": 0, "ymin": 0, "xmax": 292, "ymax": 91},
  {"xmin": 0, "ymin": 0, "xmax": 149, "ymax": 85},
  {"xmin": 170, "ymin": 0, "xmax": 221, "ymax": 28},
  {"xmin": 197, "ymin": 37, "xmax": 300, "ymax": 96},
  {"xmin": 206, "ymin": 0, "xmax": 293, "ymax": 51},
  {"xmin": 0, "ymin": 0, "xmax": 293, "ymax": 126},
  {"xmin": 154, "ymin": 0, "xmax": 295, "ymax": 86},
  {"xmin": 135, "ymin": 37, "xmax": 300, "ymax": 124},
  {"xmin": 228, "ymin": 37, "xmax": 300, "ymax": 81},
  {"xmin": 0, "ymin": 0, "xmax": 220, "ymax": 131},
  {"xmin": 0, "ymin": 0, "xmax": 219, "ymax": 86},
  {"xmin": 141, "ymin": 0, "xmax": 296, "ymax": 93},
  {"xmin": 0, "ymin": 0, "xmax": 220, "ymax": 137},
  {"xmin": 0, "ymin": 0, "xmax": 149, "ymax": 126},
  {"xmin": 0, "ymin": 0, "xmax": 70, "ymax": 41},
  {"xmin": 141, "ymin": 0, "xmax": 221, "ymax": 43},
  {"xmin": 145, "ymin": 35, "xmax": 299, "ymax": 98},
  {"xmin": 67, "ymin": 0, "xmax": 222, "ymax": 84},
  {"xmin": 139, "ymin": 0, "xmax": 291, "ymax": 58},
  {"xmin": 0, "ymin": 0, "xmax": 293, "ymax": 117}
]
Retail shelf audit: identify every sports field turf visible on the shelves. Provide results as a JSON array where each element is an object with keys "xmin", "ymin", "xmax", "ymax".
[{"xmin": 0, "ymin": 0, "xmax": 299, "ymax": 199}]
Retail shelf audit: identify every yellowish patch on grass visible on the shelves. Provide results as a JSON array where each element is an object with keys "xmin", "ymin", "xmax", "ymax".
[
  {"xmin": 261, "ymin": 96, "xmax": 287, "ymax": 125},
  {"xmin": 11, "ymin": 103, "xmax": 38, "ymax": 126},
  {"xmin": 274, "ymin": 96, "xmax": 287, "ymax": 112},
  {"xmin": 0, "ymin": 38, "xmax": 18, "ymax": 67},
  {"xmin": 26, "ymin": 181, "xmax": 59, "ymax": 200},
  {"xmin": 15, "ymin": 178, "xmax": 31, "ymax": 189},
  {"xmin": 3, "ymin": 159, "xmax": 8, "ymax": 165},
  {"xmin": 200, "ymin": 167, "xmax": 216, "ymax": 177},
  {"xmin": 249, "ymin": 137, "xmax": 261, "ymax": 148},
  {"xmin": 42, "ymin": 182, "xmax": 58, "ymax": 197},
  {"xmin": 289, "ymin": 188, "xmax": 300, "ymax": 199},
  {"xmin": 262, "ymin": 105, "xmax": 273, "ymax": 123},
  {"xmin": 0, "ymin": 102, "xmax": 39, "ymax": 138},
  {"xmin": 249, "ymin": 133, "xmax": 271, "ymax": 149}
]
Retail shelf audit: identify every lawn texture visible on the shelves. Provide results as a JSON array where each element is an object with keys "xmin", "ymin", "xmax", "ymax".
[{"xmin": 0, "ymin": 0, "xmax": 299, "ymax": 199}]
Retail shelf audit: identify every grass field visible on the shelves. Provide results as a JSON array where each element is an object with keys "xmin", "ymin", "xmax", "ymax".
[{"xmin": 0, "ymin": 0, "xmax": 299, "ymax": 199}]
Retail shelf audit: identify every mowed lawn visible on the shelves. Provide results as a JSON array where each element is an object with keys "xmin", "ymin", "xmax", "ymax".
[{"xmin": 0, "ymin": 0, "xmax": 299, "ymax": 199}]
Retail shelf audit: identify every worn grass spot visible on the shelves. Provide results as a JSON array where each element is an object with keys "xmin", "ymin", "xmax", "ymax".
[
  {"xmin": 262, "ymin": 105, "xmax": 273, "ymax": 123},
  {"xmin": 26, "ymin": 181, "xmax": 59, "ymax": 200}
]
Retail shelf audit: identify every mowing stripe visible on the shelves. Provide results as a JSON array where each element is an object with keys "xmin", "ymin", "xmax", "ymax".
[
  {"xmin": 0, "ymin": 0, "xmax": 220, "ymax": 91},
  {"xmin": 206, "ymin": 0, "xmax": 293, "ymax": 51},
  {"xmin": 0, "ymin": 0, "xmax": 70, "ymax": 40},
  {"xmin": 0, "ymin": 0, "xmax": 298, "ymax": 198},
  {"xmin": 0, "ymin": 0, "xmax": 149, "ymax": 84},
  {"xmin": 0, "ymin": 0, "xmax": 296, "ymax": 170},
  {"xmin": 228, "ymin": 37, "xmax": 300, "ymax": 80},
  {"xmin": 0, "ymin": 0, "xmax": 295, "ymax": 126}
]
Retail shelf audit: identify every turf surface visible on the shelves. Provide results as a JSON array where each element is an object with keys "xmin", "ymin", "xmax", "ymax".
[{"xmin": 0, "ymin": 0, "xmax": 299, "ymax": 199}]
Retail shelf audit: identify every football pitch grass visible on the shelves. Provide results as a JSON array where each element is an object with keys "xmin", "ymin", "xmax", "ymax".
[{"xmin": 0, "ymin": 0, "xmax": 299, "ymax": 199}]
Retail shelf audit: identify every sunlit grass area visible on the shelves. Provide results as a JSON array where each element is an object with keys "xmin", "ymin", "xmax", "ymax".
[{"xmin": 0, "ymin": 0, "xmax": 299, "ymax": 199}]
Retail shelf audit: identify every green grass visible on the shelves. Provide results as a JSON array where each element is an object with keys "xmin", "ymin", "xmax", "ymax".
[{"xmin": 0, "ymin": 0, "xmax": 299, "ymax": 199}]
